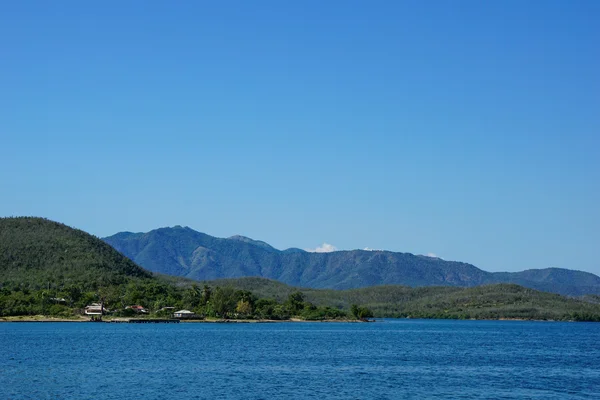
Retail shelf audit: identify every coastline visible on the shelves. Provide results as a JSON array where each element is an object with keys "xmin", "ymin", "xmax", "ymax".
[
  {"xmin": 0, "ymin": 316, "xmax": 89, "ymax": 322},
  {"xmin": 0, "ymin": 315, "xmax": 569, "ymax": 323},
  {"xmin": 180, "ymin": 317, "xmax": 368, "ymax": 323},
  {"xmin": 0, "ymin": 316, "xmax": 368, "ymax": 323}
]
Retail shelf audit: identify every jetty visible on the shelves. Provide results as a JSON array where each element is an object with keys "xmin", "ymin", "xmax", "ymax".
[
  {"xmin": 107, "ymin": 319, "xmax": 180, "ymax": 324},
  {"xmin": 128, "ymin": 319, "xmax": 179, "ymax": 324}
]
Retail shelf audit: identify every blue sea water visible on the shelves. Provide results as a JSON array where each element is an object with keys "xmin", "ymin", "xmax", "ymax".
[{"xmin": 1, "ymin": 319, "xmax": 599, "ymax": 399}]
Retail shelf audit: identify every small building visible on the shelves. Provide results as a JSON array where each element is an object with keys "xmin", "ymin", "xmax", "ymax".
[
  {"xmin": 84, "ymin": 303, "xmax": 108, "ymax": 315},
  {"xmin": 126, "ymin": 305, "xmax": 148, "ymax": 314},
  {"xmin": 173, "ymin": 310, "xmax": 195, "ymax": 319}
]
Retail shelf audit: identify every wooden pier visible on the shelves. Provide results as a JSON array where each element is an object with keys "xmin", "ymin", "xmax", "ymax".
[{"xmin": 127, "ymin": 319, "xmax": 180, "ymax": 324}]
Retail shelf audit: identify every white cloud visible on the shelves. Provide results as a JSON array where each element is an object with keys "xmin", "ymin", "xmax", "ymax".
[
  {"xmin": 306, "ymin": 243, "xmax": 338, "ymax": 253},
  {"xmin": 426, "ymin": 253, "xmax": 438, "ymax": 258}
]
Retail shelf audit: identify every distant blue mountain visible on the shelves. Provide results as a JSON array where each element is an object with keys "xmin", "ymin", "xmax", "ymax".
[{"xmin": 104, "ymin": 226, "xmax": 600, "ymax": 296}]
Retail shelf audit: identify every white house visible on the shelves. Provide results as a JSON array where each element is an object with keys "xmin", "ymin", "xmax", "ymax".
[
  {"xmin": 173, "ymin": 310, "xmax": 195, "ymax": 319},
  {"xmin": 84, "ymin": 303, "xmax": 108, "ymax": 315}
]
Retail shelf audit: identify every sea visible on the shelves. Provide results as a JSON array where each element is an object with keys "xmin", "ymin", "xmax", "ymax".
[{"xmin": 1, "ymin": 319, "xmax": 599, "ymax": 399}]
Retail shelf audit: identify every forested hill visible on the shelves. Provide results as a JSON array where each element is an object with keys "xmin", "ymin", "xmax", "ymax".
[
  {"xmin": 104, "ymin": 226, "xmax": 600, "ymax": 296},
  {"xmin": 190, "ymin": 277, "xmax": 600, "ymax": 321},
  {"xmin": 0, "ymin": 217, "xmax": 151, "ymax": 290},
  {"xmin": 0, "ymin": 217, "xmax": 354, "ymax": 320}
]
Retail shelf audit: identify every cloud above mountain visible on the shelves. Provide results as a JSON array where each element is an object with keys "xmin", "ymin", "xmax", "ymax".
[
  {"xmin": 425, "ymin": 253, "xmax": 443, "ymax": 259},
  {"xmin": 306, "ymin": 243, "xmax": 338, "ymax": 253}
]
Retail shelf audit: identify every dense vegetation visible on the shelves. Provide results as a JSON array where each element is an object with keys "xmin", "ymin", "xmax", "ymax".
[
  {"xmin": 191, "ymin": 277, "xmax": 600, "ymax": 322},
  {"xmin": 0, "ymin": 218, "xmax": 355, "ymax": 320},
  {"xmin": 104, "ymin": 226, "xmax": 600, "ymax": 296},
  {"xmin": 0, "ymin": 217, "xmax": 151, "ymax": 289}
]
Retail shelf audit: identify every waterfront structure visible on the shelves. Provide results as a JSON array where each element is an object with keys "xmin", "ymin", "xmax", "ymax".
[
  {"xmin": 84, "ymin": 303, "xmax": 107, "ymax": 315},
  {"xmin": 173, "ymin": 310, "xmax": 195, "ymax": 319}
]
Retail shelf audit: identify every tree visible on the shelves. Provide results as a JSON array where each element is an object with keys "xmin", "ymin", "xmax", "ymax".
[
  {"xmin": 358, "ymin": 306, "xmax": 374, "ymax": 320},
  {"xmin": 63, "ymin": 284, "xmax": 82, "ymax": 307},
  {"xmin": 236, "ymin": 299, "xmax": 252, "ymax": 317},
  {"xmin": 212, "ymin": 286, "xmax": 236, "ymax": 318},
  {"xmin": 201, "ymin": 284, "xmax": 211, "ymax": 305},
  {"xmin": 350, "ymin": 304, "xmax": 373, "ymax": 320},
  {"xmin": 98, "ymin": 285, "xmax": 121, "ymax": 310},
  {"xmin": 285, "ymin": 291, "xmax": 305, "ymax": 314},
  {"xmin": 183, "ymin": 284, "xmax": 202, "ymax": 308},
  {"xmin": 37, "ymin": 290, "xmax": 50, "ymax": 316},
  {"xmin": 254, "ymin": 298, "xmax": 278, "ymax": 319},
  {"xmin": 350, "ymin": 304, "xmax": 359, "ymax": 319}
]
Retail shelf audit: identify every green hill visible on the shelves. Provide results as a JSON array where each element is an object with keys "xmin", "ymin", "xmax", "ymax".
[
  {"xmin": 195, "ymin": 277, "xmax": 600, "ymax": 321},
  {"xmin": 0, "ymin": 217, "xmax": 151, "ymax": 289},
  {"xmin": 0, "ymin": 217, "xmax": 173, "ymax": 316}
]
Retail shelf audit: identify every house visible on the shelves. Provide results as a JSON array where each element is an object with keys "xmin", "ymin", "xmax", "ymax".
[
  {"xmin": 84, "ymin": 303, "xmax": 108, "ymax": 315},
  {"xmin": 173, "ymin": 310, "xmax": 195, "ymax": 319},
  {"xmin": 126, "ymin": 305, "xmax": 148, "ymax": 314}
]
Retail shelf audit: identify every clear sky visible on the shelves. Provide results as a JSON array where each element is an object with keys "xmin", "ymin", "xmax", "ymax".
[{"xmin": 1, "ymin": 1, "xmax": 598, "ymax": 274}]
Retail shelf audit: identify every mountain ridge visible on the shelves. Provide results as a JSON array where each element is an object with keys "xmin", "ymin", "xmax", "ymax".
[{"xmin": 103, "ymin": 226, "xmax": 600, "ymax": 296}]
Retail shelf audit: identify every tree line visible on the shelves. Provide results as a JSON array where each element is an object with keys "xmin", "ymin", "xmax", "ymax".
[{"xmin": 0, "ymin": 279, "xmax": 371, "ymax": 321}]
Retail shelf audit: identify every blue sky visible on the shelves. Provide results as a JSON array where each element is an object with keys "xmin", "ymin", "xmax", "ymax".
[{"xmin": 1, "ymin": 1, "xmax": 598, "ymax": 274}]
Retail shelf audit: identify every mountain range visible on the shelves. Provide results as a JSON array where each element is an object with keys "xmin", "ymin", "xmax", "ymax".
[
  {"xmin": 2, "ymin": 217, "xmax": 600, "ymax": 321},
  {"xmin": 103, "ymin": 226, "xmax": 600, "ymax": 296}
]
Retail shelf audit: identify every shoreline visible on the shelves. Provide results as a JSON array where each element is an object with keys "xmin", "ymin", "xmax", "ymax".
[
  {"xmin": 0, "ymin": 316, "xmax": 369, "ymax": 323},
  {"xmin": 180, "ymin": 318, "xmax": 369, "ymax": 323},
  {"xmin": 0, "ymin": 315, "xmax": 573, "ymax": 323}
]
